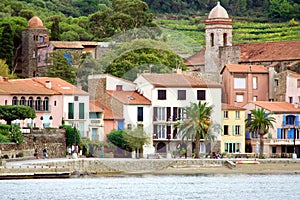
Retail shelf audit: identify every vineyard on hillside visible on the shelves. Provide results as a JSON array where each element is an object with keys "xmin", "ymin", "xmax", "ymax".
[{"xmin": 156, "ymin": 17, "xmax": 300, "ymax": 57}]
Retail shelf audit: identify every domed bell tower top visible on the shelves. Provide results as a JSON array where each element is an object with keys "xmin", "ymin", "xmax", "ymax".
[{"xmin": 204, "ymin": 2, "xmax": 233, "ymax": 74}]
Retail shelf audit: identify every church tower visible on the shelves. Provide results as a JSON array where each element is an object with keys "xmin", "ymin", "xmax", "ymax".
[
  {"xmin": 21, "ymin": 16, "xmax": 49, "ymax": 78},
  {"xmin": 204, "ymin": 2, "xmax": 239, "ymax": 75}
]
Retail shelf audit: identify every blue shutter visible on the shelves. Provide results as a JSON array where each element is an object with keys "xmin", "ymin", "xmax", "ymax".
[
  {"xmin": 246, "ymin": 130, "xmax": 250, "ymax": 139},
  {"xmin": 296, "ymin": 115, "xmax": 299, "ymax": 127},
  {"xmin": 118, "ymin": 120, "xmax": 124, "ymax": 130},
  {"xmin": 288, "ymin": 128, "xmax": 293, "ymax": 139},
  {"xmin": 277, "ymin": 128, "xmax": 281, "ymax": 139},
  {"xmin": 283, "ymin": 115, "xmax": 286, "ymax": 127}
]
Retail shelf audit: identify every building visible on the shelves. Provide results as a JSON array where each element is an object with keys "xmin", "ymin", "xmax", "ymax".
[
  {"xmin": 134, "ymin": 72, "xmax": 222, "ymax": 156},
  {"xmin": 16, "ymin": 16, "xmax": 110, "ymax": 78},
  {"xmin": 89, "ymin": 100, "xmax": 105, "ymax": 141},
  {"xmin": 220, "ymin": 64, "xmax": 269, "ymax": 107},
  {"xmin": 221, "ymin": 103, "xmax": 246, "ymax": 154},
  {"xmin": 184, "ymin": 3, "xmax": 300, "ymax": 85},
  {"xmin": 243, "ymin": 101, "xmax": 300, "ymax": 158},
  {"xmin": 88, "ymin": 74, "xmax": 153, "ymax": 157}
]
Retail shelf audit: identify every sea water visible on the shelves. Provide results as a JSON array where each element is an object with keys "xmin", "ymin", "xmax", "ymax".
[{"xmin": 1, "ymin": 174, "xmax": 300, "ymax": 200}]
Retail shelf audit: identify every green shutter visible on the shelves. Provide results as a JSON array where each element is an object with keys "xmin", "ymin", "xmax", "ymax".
[
  {"xmin": 68, "ymin": 103, "xmax": 74, "ymax": 119},
  {"xmin": 79, "ymin": 103, "xmax": 84, "ymax": 119}
]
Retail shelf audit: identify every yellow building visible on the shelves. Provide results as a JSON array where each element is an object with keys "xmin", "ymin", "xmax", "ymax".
[{"xmin": 221, "ymin": 103, "xmax": 246, "ymax": 154}]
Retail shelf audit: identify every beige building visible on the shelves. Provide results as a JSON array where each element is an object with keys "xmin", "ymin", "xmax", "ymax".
[{"xmin": 221, "ymin": 103, "xmax": 246, "ymax": 154}]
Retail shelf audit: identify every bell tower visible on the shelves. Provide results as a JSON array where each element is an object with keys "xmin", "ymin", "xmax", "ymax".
[{"xmin": 204, "ymin": 2, "xmax": 233, "ymax": 74}]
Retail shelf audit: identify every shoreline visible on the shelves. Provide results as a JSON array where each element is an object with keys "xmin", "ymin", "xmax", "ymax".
[{"xmin": 2, "ymin": 158, "xmax": 300, "ymax": 178}]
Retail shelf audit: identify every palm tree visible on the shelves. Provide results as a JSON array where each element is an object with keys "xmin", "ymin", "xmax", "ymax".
[
  {"xmin": 246, "ymin": 108, "xmax": 276, "ymax": 159},
  {"xmin": 176, "ymin": 101, "xmax": 213, "ymax": 158}
]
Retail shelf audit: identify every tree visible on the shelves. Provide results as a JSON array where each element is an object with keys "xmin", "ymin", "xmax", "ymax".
[
  {"xmin": 176, "ymin": 102, "xmax": 213, "ymax": 158},
  {"xmin": 60, "ymin": 125, "xmax": 81, "ymax": 148},
  {"xmin": 0, "ymin": 23, "xmax": 14, "ymax": 71},
  {"xmin": 246, "ymin": 108, "xmax": 276, "ymax": 158},
  {"xmin": 102, "ymin": 39, "xmax": 186, "ymax": 81},
  {"xmin": 123, "ymin": 127, "xmax": 150, "ymax": 158},
  {"xmin": 0, "ymin": 105, "xmax": 36, "ymax": 125},
  {"xmin": 0, "ymin": 59, "xmax": 17, "ymax": 78},
  {"xmin": 47, "ymin": 50, "xmax": 79, "ymax": 84},
  {"xmin": 107, "ymin": 129, "xmax": 126, "ymax": 149}
]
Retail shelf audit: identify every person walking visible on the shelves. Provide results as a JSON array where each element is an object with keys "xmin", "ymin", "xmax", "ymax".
[
  {"xmin": 34, "ymin": 148, "xmax": 39, "ymax": 159},
  {"xmin": 43, "ymin": 147, "xmax": 48, "ymax": 159}
]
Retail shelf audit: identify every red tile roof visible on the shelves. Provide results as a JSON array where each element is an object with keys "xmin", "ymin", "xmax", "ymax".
[
  {"xmin": 239, "ymin": 40, "xmax": 300, "ymax": 62},
  {"xmin": 89, "ymin": 100, "xmax": 104, "ymax": 112},
  {"xmin": 106, "ymin": 90, "xmax": 151, "ymax": 105},
  {"xmin": 91, "ymin": 100, "xmax": 123, "ymax": 120},
  {"xmin": 222, "ymin": 103, "xmax": 246, "ymax": 110},
  {"xmin": 140, "ymin": 73, "xmax": 221, "ymax": 88},
  {"xmin": 0, "ymin": 78, "xmax": 58, "ymax": 95},
  {"xmin": 51, "ymin": 41, "xmax": 84, "ymax": 49},
  {"xmin": 221, "ymin": 64, "xmax": 268, "ymax": 74},
  {"xmin": 184, "ymin": 48, "xmax": 205, "ymax": 66},
  {"xmin": 33, "ymin": 77, "xmax": 88, "ymax": 95},
  {"xmin": 252, "ymin": 101, "xmax": 300, "ymax": 113},
  {"xmin": 184, "ymin": 40, "xmax": 300, "ymax": 65}
]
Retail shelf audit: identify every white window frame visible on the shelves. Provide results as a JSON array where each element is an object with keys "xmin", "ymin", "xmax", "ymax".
[
  {"xmin": 236, "ymin": 95, "xmax": 244, "ymax": 102},
  {"xmin": 157, "ymin": 125, "xmax": 166, "ymax": 139},
  {"xmin": 253, "ymin": 77, "xmax": 258, "ymax": 89},
  {"xmin": 234, "ymin": 77, "xmax": 246, "ymax": 89},
  {"xmin": 157, "ymin": 107, "xmax": 166, "ymax": 121}
]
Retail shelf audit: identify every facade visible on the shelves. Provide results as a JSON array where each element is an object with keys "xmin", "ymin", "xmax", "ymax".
[
  {"xmin": 33, "ymin": 77, "xmax": 90, "ymax": 138},
  {"xmin": 221, "ymin": 103, "xmax": 246, "ymax": 154},
  {"xmin": 134, "ymin": 72, "xmax": 222, "ymax": 156},
  {"xmin": 243, "ymin": 101, "xmax": 300, "ymax": 158},
  {"xmin": 89, "ymin": 100, "xmax": 105, "ymax": 141},
  {"xmin": 88, "ymin": 74, "xmax": 153, "ymax": 156},
  {"xmin": 221, "ymin": 64, "xmax": 269, "ymax": 107}
]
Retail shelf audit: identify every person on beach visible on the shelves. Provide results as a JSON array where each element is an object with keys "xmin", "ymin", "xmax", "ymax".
[
  {"xmin": 67, "ymin": 147, "xmax": 71, "ymax": 159},
  {"xmin": 43, "ymin": 147, "xmax": 48, "ymax": 159}
]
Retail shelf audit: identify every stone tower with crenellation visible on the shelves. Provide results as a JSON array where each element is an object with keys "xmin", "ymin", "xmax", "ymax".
[{"xmin": 21, "ymin": 16, "xmax": 49, "ymax": 78}]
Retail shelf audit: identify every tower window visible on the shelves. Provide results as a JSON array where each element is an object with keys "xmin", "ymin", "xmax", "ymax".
[
  {"xmin": 223, "ymin": 33, "xmax": 227, "ymax": 46},
  {"xmin": 210, "ymin": 33, "xmax": 214, "ymax": 47}
]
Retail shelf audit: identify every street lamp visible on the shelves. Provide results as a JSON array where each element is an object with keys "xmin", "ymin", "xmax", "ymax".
[
  {"xmin": 293, "ymin": 120, "xmax": 297, "ymax": 159},
  {"xmin": 72, "ymin": 123, "xmax": 78, "ymax": 159},
  {"xmin": 166, "ymin": 118, "xmax": 172, "ymax": 159}
]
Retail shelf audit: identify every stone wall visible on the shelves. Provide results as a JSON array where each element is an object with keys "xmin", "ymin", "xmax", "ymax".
[{"xmin": 0, "ymin": 128, "xmax": 66, "ymax": 159}]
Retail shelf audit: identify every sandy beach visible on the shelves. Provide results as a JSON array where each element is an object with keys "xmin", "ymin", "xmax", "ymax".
[{"xmin": 150, "ymin": 161, "xmax": 300, "ymax": 175}]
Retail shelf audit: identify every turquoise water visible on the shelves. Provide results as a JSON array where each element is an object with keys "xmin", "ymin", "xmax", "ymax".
[{"xmin": 1, "ymin": 174, "xmax": 300, "ymax": 200}]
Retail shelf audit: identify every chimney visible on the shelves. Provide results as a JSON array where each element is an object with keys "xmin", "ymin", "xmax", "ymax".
[{"xmin": 45, "ymin": 80, "xmax": 52, "ymax": 89}]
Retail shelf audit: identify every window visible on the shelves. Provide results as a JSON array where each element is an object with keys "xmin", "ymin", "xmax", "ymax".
[
  {"xmin": 274, "ymin": 79, "xmax": 279, "ymax": 87},
  {"xmin": 116, "ymin": 85, "xmax": 123, "ymax": 91},
  {"xmin": 39, "ymin": 36, "xmax": 44, "ymax": 43},
  {"xmin": 223, "ymin": 33, "xmax": 227, "ymax": 46},
  {"xmin": 12, "ymin": 96, "xmax": 18, "ymax": 105},
  {"xmin": 298, "ymin": 96, "xmax": 300, "ymax": 103},
  {"xmin": 197, "ymin": 90, "xmax": 206, "ymax": 100},
  {"xmin": 289, "ymin": 97, "xmax": 293, "ymax": 103},
  {"xmin": 253, "ymin": 77, "xmax": 257, "ymax": 89},
  {"xmin": 74, "ymin": 96, "xmax": 78, "ymax": 101},
  {"xmin": 236, "ymin": 94, "xmax": 244, "ymax": 102},
  {"xmin": 157, "ymin": 125, "xmax": 166, "ymax": 139},
  {"xmin": 210, "ymin": 33, "xmax": 214, "ymax": 47},
  {"xmin": 253, "ymin": 96, "xmax": 257, "ymax": 101},
  {"xmin": 68, "ymin": 103, "xmax": 74, "ymax": 119},
  {"xmin": 28, "ymin": 97, "xmax": 34, "ymax": 108},
  {"xmin": 20, "ymin": 96, "xmax": 26, "ymax": 105},
  {"xmin": 178, "ymin": 107, "xmax": 187, "ymax": 120},
  {"xmin": 158, "ymin": 90, "xmax": 166, "ymax": 100},
  {"xmin": 35, "ymin": 97, "xmax": 41, "ymax": 110},
  {"xmin": 79, "ymin": 103, "xmax": 85, "ymax": 119},
  {"xmin": 137, "ymin": 107, "xmax": 143, "ymax": 121},
  {"xmin": 234, "ymin": 77, "xmax": 246, "ymax": 89},
  {"xmin": 54, "ymin": 101, "xmax": 57, "ymax": 106},
  {"xmin": 153, "ymin": 107, "xmax": 166, "ymax": 121},
  {"xmin": 235, "ymin": 125, "xmax": 241, "ymax": 135},
  {"xmin": 177, "ymin": 90, "xmax": 186, "ymax": 100},
  {"xmin": 224, "ymin": 142, "xmax": 240, "ymax": 153},
  {"xmin": 224, "ymin": 125, "xmax": 229, "ymax": 135},
  {"xmin": 43, "ymin": 97, "xmax": 49, "ymax": 111},
  {"xmin": 224, "ymin": 111, "xmax": 228, "ymax": 119},
  {"xmin": 297, "ymin": 79, "xmax": 300, "ymax": 88},
  {"xmin": 91, "ymin": 128, "xmax": 98, "ymax": 141},
  {"xmin": 235, "ymin": 111, "xmax": 240, "ymax": 119}
]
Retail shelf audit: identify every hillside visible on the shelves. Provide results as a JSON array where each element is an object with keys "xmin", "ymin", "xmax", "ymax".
[{"xmin": 156, "ymin": 16, "xmax": 300, "ymax": 57}]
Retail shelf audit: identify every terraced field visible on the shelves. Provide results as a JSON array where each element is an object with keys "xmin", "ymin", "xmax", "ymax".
[{"xmin": 156, "ymin": 17, "xmax": 300, "ymax": 58}]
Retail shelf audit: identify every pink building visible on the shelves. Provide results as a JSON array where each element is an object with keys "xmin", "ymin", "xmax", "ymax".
[{"xmin": 221, "ymin": 64, "xmax": 269, "ymax": 107}]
